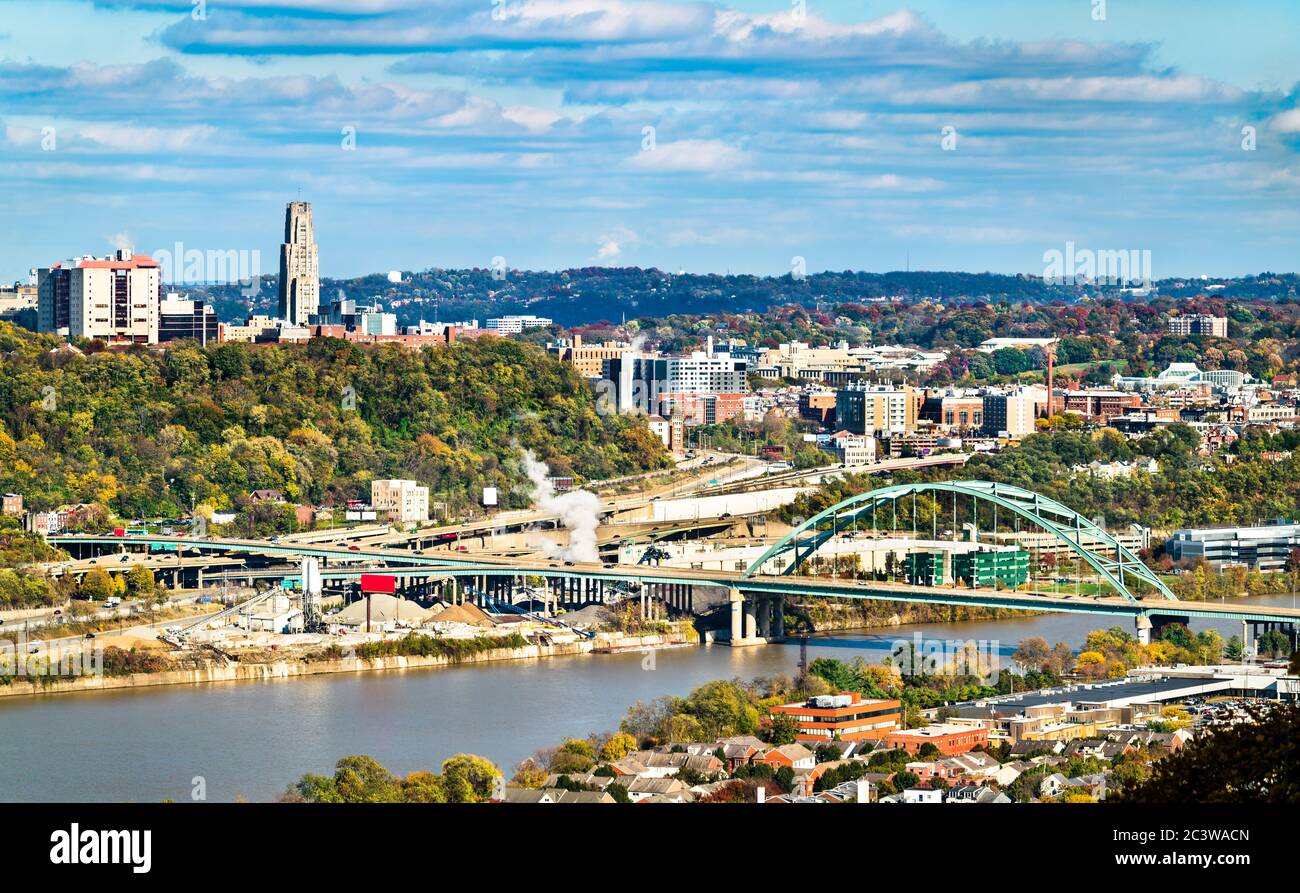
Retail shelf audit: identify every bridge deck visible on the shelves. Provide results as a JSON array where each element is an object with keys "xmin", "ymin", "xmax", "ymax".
[{"xmin": 50, "ymin": 534, "xmax": 1300, "ymax": 624}]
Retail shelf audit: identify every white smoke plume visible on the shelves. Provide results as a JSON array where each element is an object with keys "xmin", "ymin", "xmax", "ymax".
[{"xmin": 521, "ymin": 449, "xmax": 601, "ymax": 563}]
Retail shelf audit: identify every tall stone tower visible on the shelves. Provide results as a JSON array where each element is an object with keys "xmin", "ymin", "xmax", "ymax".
[{"xmin": 278, "ymin": 201, "xmax": 319, "ymax": 325}]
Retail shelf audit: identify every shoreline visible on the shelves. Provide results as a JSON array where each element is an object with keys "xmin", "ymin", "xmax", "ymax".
[{"xmin": 0, "ymin": 628, "xmax": 698, "ymax": 701}]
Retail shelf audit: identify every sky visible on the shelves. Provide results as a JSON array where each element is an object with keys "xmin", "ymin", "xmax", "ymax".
[{"xmin": 1, "ymin": 0, "xmax": 1299, "ymax": 282}]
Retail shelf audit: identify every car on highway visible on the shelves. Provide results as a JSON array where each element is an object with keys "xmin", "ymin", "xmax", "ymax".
[{"xmin": 348, "ymin": 545, "xmax": 361, "ymax": 552}]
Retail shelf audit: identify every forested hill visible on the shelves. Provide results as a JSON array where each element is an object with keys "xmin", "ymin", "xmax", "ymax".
[
  {"xmin": 0, "ymin": 323, "xmax": 668, "ymax": 519},
  {"xmin": 202, "ymin": 268, "xmax": 1300, "ymax": 328}
]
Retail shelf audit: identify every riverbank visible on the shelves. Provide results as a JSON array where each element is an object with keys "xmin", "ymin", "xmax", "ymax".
[
  {"xmin": 0, "ymin": 627, "xmax": 698, "ymax": 700},
  {"xmin": 792, "ymin": 597, "xmax": 1038, "ymax": 634}
]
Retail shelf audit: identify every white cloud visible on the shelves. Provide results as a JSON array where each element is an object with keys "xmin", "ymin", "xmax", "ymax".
[
  {"xmin": 1270, "ymin": 108, "xmax": 1300, "ymax": 134},
  {"xmin": 625, "ymin": 139, "xmax": 748, "ymax": 173}
]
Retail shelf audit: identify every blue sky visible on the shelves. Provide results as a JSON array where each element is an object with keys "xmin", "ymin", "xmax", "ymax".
[{"xmin": 1, "ymin": 0, "xmax": 1298, "ymax": 281}]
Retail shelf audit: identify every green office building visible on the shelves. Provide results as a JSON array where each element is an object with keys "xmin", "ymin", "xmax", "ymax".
[
  {"xmin": 903, "ymin": 552, "xmax": 946, "ymax": 587},
  {"xmin": 952, "ymin": 549, "xmax": 1030, "ymax": 589}
]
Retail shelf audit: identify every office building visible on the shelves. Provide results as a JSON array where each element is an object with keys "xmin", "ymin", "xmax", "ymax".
[
  {"xmin": 37, "ymin": 250, "xmax": 162, "ymax": 343},
  {"xmin": 768, "ymin": 693, "xmax": 902, "ymax": 744},
  {"xmin": 882, "ymin": 724, "xmax": 991, "ymax": 755},
  {"xmin": 485, "ymin": 315, "xmax": 552, "ymax": 335},
  {"xmin": 1061, "ymin": 389, "xmax": 1142, "ymax": 422},
  {"xmin": 158, "ymin": 294, "xmax": 219, "ymax": 344},
  {"xmin": 923, "ymin": 390, "xmax": 984, "ymax": 432},
  {"xmin": 313, "ymin": 296, "xmax": 396, "ymax": 336},
  {"xmin": 547, "ymin": 335, "xmax": 633, "ymax": 378},
  {"xmin": 1168, "ymin": 314, "xmax": 1227, "ymax": 338},
  {"xmin": 0, "ymin": 282, "xmax": 37, "ymax": 330},
  {"xmin": 370, "ymin": 479, "xmax": 430, "ymax": 524},
  {"xmin": 278, "ymin": 201, "xmax": 320, "ymax": 325},
  {"xmin": 1166, "ymin": 522, "xmax": 1300, "ymax": 571}
]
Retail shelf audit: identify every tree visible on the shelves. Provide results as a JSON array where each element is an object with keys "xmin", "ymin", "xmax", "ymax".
[
  {"xmin": 401, "ymin": 771, "xmax": 447, "ymax": 803},
  {"xmin": 124, "ymin": 564, "xmax": 154, "ymax": 597},
  {"xmin": 599, "ymin": 732, "xmax": 637, "ymax": 763},
  {"xmin": 440, "ymin": 753, "xmax": 502, "ymax": 803},
  {"xmin": 332, "ymin": 755, "xmax": 403, "ymax": 803},
  {"xmin": 1117, "ymin": 705, "xmax": 1300, "ymax": 803},
  {"xmin": 814, "ymin": 743, "xmax": 841, "ymax": 764},
  {"xmin": 767, "ymin": 713, "xmax": 799, "ymax": 746},
  {"xmin": 510, "ymin": 759, "xmax": 549, "ymax": 789},
  {"xmin": 774, "ymin": 765, "xmax": 796, "ymax": 793},
  {"xmin": 1012, "ymin": 637, "xmax": 1051, "ymax": 672},
  {"xmin": 78, "ymin": 567, "xmax": 116, "ymax": 601}
]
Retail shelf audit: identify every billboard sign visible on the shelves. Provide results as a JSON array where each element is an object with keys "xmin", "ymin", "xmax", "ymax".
[{"xmin": 360, "ymin": 574, "xmax": 396, "ymax": 594}]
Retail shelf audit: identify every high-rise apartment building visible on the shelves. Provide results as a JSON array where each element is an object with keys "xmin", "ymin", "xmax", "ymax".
[
  {"xmin": 278, "ymin": 201, "xmax": 319, "ymax": 325},
  {"xmin": 1167, "ymin": 314, "xmax": 1227, "ymax": 338},
  {"xmin": 604, "ymin": 350, "xmax": 749, "ymax": 416},
  {"xmin": 37, "ymin": 250, "xmax": 162, "ymax": 343},
  {"xmin": 835, "ymin": 384, "xmax": 920, "ymax": 435},
  {"xmin": 981, "ymin": 388, "xmax": 1038, "ymax": 438}
]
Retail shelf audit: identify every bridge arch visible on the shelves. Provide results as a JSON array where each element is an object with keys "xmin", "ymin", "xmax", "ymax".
[{"xmin": 743, "ymin": 480, "xmax": 1176, "ymax": 603}]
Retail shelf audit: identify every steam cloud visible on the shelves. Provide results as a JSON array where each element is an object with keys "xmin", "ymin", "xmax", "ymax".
[{"xmin": 521, "ymin": 450, "xmax": 601, "ymax": 563}]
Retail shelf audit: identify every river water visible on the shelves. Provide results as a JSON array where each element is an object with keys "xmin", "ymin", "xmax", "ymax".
[{"xmin": 0, "ymin": 592, "xmax": 1293, "ymax": 802}]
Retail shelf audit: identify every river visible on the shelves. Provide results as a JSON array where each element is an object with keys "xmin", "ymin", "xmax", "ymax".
[{"xmin": 0, "ymin": 592, "xmax": 1293, "ymax": 802}]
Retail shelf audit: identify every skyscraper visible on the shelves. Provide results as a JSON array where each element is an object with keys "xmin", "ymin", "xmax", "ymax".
[{"xmin": 278, "ymin": 201, "xmax": 319, "ymax": 325}]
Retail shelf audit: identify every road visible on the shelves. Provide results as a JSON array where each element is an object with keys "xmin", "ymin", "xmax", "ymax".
[{"xmin": 49, "ymin": 532, "xmax": 1300, "ymax": 625}]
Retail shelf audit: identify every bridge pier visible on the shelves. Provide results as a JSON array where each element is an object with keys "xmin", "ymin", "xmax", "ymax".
[
  {"xmin": 728, "ymin": 588, "xmax": 764, "ymax": 647},
  {"xmin": 1137, "ymin": 612, "xmax": 1193, "ymax": 646}
]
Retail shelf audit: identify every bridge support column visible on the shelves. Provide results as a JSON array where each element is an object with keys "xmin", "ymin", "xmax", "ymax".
[
  {"xmin": 1134, "ymin": 614, "xmax": 1152, "ymax": 646},
  {"xmin": 729, "ymin": 588, "xmax": 744, "ymax": 645},
  {"xmin": 773, "ymin": 594, "xmax": 785, "ymax": 640},
  {"xmin": 728, "ymin": 588, "xmax": 763, "ymax": 646},
  {"xmin": 757, "ymin": 597, "xmax": 772, "ymax": 639}
]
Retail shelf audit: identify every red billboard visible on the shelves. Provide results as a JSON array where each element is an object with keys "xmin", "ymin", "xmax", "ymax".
[{"xmin": 359, "ymin": 574, "xmax": 396, "ymax": 594}]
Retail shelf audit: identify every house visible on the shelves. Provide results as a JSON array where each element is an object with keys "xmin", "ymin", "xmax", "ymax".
[
  {"xmin": 941, "ymin": 751, "xmax": 1001, "ymax": 781},
  {"xmin": 501, "ymin": 787, "xmax": 558, "ymax": 803},
  {"xmin": 1008, "ymin": 738, "xmax": 1065, "ymax": 758},
  {"xmin": 947, "ymin": 785, "xmax": 1011, "ymax": 804},
  {"xmin": 757, "ymin": 744, "xmax": 816, "ymax": 771},
  {"xmin": 500, "ymin": 786, "xmax": 618, "ymax": 803},
  {"xmin": 622, "ymin": 751, "xmax": 722, "ymax": 779},
  {"xmin": 713, "ymin": 736, "xmax": 765, "ymax": 770},
  {"xmin": 898, "ymin": 788, "xmax": 944, "ymax": 804},
  {"xmin": 544, "ymin": 773, "xmax": 613, "ymax": 790},
  {"xmin": 552, "ymin": 790, "xmax": 617, "ymax": 804},
  {"xmin": 1042, "ymin": 771, "xmax": 1108, "ymax": 801},
  {"xmin": 249, "ymin": 489, "xmax": 284, "ymax": 504},
  {"xmin": 994, "ymin": 760, "xmax": 1033, "ymax": 788},
  {"xmin": 1039, "ymin": 773, "xmax": 1069, "ymax": 799},
  {"xmin": 624, "ymin": 776, "xmax": 692, "ymax": 803}
]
